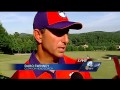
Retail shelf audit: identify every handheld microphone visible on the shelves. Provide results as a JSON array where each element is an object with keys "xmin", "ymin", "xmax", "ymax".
[{"xmin": 70, "ymin": 72, "xmax": 83, "ymax": 79}]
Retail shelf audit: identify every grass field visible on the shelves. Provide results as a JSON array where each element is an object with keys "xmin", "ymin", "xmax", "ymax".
[{"xmin": 0, "ymin": 51, "xmax": 120, "ymax": 79}]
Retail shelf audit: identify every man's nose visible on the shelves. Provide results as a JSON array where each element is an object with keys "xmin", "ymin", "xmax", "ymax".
[{"xmin": 61, "ymin": 34, "xmax": 69, "ymax": 45}]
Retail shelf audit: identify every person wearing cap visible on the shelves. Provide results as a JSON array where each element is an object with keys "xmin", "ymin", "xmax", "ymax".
[{"xmin": 11, "ymin": 11, "xmax": 92, "ymax": 79}]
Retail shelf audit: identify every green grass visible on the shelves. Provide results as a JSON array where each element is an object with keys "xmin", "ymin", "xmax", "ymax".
[
  {"xmin": 0, "ymin": 54, "xmax": 30, "ymax": 77},
  {"xmin": 0, "ymin": 51, "xmax": 119, "ymax": 79},
  {"xmin": 90, "ymin": 60, "xmax": 117, "ymax": 79}
]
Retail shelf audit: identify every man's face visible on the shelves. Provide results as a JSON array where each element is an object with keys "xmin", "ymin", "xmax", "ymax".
[{"xmin": 41, "ymin": 28, "xmax": 69, "ymax": 58}]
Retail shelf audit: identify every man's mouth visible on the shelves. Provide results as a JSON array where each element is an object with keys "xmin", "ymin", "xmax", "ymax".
[{"xmin": 58, "ymin": 47, "xmax": 66, "ymax": 52}]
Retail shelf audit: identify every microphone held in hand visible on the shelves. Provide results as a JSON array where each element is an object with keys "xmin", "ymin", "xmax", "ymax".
[{"xmin": 70, "ymin": 72, "xmax": 83, "ymax": 79}]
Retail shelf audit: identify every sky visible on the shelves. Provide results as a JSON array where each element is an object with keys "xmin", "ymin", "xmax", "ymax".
[{"xmin": 0, "ymin": 12, "xmax": 120, "ymax": 34}]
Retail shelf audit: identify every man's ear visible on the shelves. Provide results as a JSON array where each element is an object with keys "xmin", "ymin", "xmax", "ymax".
[{"xmin": 33, "ymin": 29, "xmax": 42, "ymax": 44}]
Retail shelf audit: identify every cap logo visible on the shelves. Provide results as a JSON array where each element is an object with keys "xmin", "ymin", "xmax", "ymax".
[{"xmin": 58, "ymin": 11, "xmax": 66, "ymax": 18}]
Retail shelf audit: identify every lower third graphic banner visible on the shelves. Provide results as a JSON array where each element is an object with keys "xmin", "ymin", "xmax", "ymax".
[{"xmin": 12, "ymin": 62, "xmax": 101, "ymax": 72}]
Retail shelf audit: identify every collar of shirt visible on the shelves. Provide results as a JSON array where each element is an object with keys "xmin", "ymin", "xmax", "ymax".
[{"xmin": 29, "ymin": 51, "xmax": 65, "ymax": 77}]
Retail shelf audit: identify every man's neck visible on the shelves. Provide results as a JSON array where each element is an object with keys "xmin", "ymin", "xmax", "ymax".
[{"xmin": 35, "ymin": 49, "xmax": 59, "ymax": 64}]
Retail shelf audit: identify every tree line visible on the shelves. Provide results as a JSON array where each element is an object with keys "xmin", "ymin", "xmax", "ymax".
[
  {"xmin": 66, "ymin": 31, "xmax": 120, "ymax": 51},
  {"xmin": 0, "ymin": 23, "xmax": 120, "ymax": 54},
  {"xmin": 0, "ymin": 23, "xmax": 37, "ymax": 54}
]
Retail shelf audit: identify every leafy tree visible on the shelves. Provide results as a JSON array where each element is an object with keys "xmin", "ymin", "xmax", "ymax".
[{"xmin": 0, "ymin": 23, "xmax": 9, "ymax": 53}]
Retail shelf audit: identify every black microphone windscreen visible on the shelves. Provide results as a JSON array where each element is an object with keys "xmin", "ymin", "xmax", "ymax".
[{"xmin": 70, "ymin": 72, "xmax": 83, "ymax": 79}]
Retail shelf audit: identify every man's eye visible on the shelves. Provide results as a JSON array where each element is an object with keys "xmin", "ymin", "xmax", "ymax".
[
  {"xmin": 54, "ymin": 31, "xmax": 65, "ymax": 37},
  {"xmin": 49, "ymin": 29, "xmax": 69, "ymax": 37}
]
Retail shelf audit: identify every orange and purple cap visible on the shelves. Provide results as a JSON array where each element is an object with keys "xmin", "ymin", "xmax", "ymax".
[{"xmin": 33, "ymin": 11, "xmax": 82, "ymax": 30}]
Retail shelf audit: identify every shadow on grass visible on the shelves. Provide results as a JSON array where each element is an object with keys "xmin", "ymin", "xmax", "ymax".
[
  {"xmin": 102, "ymin": 54, "xmax": 120, "ymax": 59},
  {"xmin": 0, "ymin": 75, "xmax": 10, "ymax": 79}
]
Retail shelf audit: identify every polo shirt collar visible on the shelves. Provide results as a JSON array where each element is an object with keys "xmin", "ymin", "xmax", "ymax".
[{"xmin": 29, "ymin": 51, "xmax": 65, "ymax": 77}]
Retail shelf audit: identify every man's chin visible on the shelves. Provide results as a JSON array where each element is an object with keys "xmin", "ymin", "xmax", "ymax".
[{"xmin": 57, "ymin": 52, "xmax": 64, "ymax": 58}]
